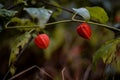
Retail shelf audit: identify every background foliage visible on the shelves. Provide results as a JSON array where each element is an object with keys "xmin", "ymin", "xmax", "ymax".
[{"xmin": 0, "ymin": 0, "xmax": 120, "ymax": 80}]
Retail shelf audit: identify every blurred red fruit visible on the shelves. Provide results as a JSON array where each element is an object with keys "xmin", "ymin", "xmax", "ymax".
[
  {"xmin": 115, "ymin": 16, "xmax": 120, "ymax": 23},
  {"xmin": 76, "ymin": 22, "xmax": 92, "ymax": 39},
  {"xmin": 34, "ymin": 34, "xmax": 50, "ymax": 49}
]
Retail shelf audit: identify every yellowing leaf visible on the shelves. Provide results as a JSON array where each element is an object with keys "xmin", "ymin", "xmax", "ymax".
[
  {"xmin": 9, "ymin": 32, "xmax": 31, "ymax": 75},
  {"xmin": 86, "ymin": 6, "xmax": 109, "ymax": 24},
  {"xmin": 93, "ymin": 38, "xmax": 120, "ymax": 65}
]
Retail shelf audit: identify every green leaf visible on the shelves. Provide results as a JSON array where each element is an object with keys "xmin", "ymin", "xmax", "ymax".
[
  {"xmin": 24, "ymin": 8, "xmax": 53, "ymax": 28},
  {"xmin": 93, "ymin": 38, "xmax": 120, "ymax": 65},
  {"xmin": 9, "ymin": 32, "xmax": 31, "ymax": 75},
  {"xmin": 86, "ymin": 6, "xmax": 109, "ymax": 24},
  {"xmin": 44, "ymin": 25, "xmax": 64, "ymax": 59},
  {"xmin": 0, "ymin": 9, "xmax": 17, "ymax": 17}
]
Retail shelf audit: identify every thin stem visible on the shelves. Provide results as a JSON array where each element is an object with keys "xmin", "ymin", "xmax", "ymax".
[
  {"xmin": 28, "ymin": 29, "xmax": 35, "ymax": 34},
  {"xmin": 5, "ymin": 19, "xmax": 120, "ymax": 32},
  {"xmin": 45, "ymin": 20, "xmax": 74, "ymax": 25},
  {"xmin": 61, "ymin": 67, "xmax": 66, "ymax": 80},
  {"xmin": 76, "ymin": 19, "xmax": 120, "ymax": 32},
  {"xmin": 83, "ymin": 64, "xmax": 92, "ymax": 80},
  {"xmin": 8, "ymin": 65, "xmax": 53, "ymax": 80},
  {"xmin": 5, "ymin": 26, "xmax": 38, "ymax": 29},
  {"xmin": 5, "ymin": 13, "xmax": 120, "ymax": 32},
  {"xmin": 72, "ymin": 13, "xmax": 120, "ymax": 32},
  {"xmin": 8, "ymin": 66, "xmax": 36, "ymax": 80},
  {"xmin": 5, "ymin": 20, "xmax": 73, "ymax": 29},
  {"xmin": 2, "ymin": 71, "xmax": 10, "ymax": 80},
  {"xmin": 36, "ymin": 67, "xmax": 53, "ymax": 79},
  {"xmin": 5, "ymin": 20, "xmax": 38, "ymax": 29},
  {"xmin": 5, "ymin": 24, "xmax": 39, "ymax": 29}
]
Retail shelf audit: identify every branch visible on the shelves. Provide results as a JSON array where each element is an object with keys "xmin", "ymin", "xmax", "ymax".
[
  {"xmin": 5, "ymin": 19, "xmax": 120, "ymax": 33},
  {"xmin": 40, "ymin": 0, "xmax": 120, "ymax": 33},
  {"xmin": 83, "ymin": 64, "xmax": 92, "ymax": 80},
  {"xmin": 61, "ymin": 67, "xmax": 66, "ymax": 80},
  {"xmin": 72, "ymin": 13, "xmax": 120, "ymax": 33},
  {"xmin": 8, "ymin": 65, "xmax": 53, "ymax": 80},
  {"xmin": 2, "ymin": 71, "xmax": 10, "ymax": 80},
  {"xmin": 6, "ymin": 0, "xmax": 120, "ymax": 33},
  {"xmin": 8, "ymin": 65, "xmax": 37, "ymax": 80}
]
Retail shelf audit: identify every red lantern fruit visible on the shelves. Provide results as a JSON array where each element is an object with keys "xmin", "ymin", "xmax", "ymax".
[
  {"xmin": 76, "ymin": 22, "xmax": 92, "ymax": 39},
  {"xmin": 34, "ymin": 34, "xmax": 50, "ymax": 49}
]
